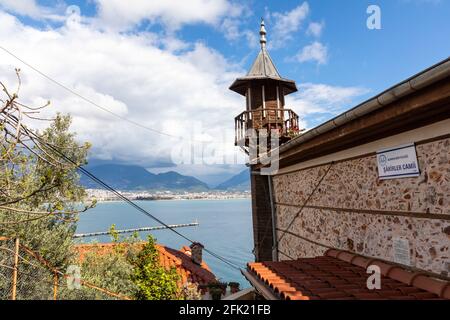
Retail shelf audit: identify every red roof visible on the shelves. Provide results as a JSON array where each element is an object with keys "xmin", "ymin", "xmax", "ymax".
[
  {"xmin": 156, "ymin": 244, "xmax": 216, "ymax": 286},
  {"xmin": 74, "ymin": 242, "xmax": 216, "ymax": 287},
  {"xmin": 246, "ymin": 249, "xmax": 450, "ymax": 300}
]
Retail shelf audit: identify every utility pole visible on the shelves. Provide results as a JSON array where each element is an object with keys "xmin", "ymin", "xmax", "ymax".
[{"xmin": 11, "ymin": 238, "xmax": 19, "ymax": 300}]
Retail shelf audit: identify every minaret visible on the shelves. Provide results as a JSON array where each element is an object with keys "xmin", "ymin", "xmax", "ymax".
[
  {"xmin": 229, "ymin": 20, "xmax": 301, "ymax": 262},
  {"xmin": 230, "ymin": 19, "xmax": 299, "ymax": 155}
]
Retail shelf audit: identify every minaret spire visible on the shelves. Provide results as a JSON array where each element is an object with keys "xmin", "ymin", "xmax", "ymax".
[
  {"xmin": 259, "ymin": 18, "xmax": 267, "ymax": 49},
  {"xmin": 229, "ymin": 19, "xmax": 298, "ymax": 97}
]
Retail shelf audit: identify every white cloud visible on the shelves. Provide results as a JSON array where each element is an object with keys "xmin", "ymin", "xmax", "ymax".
[
  {"xmin": 0, "ymin": 6, "xmax": 367, "ymax": 179},
  {"xmin": 270, "ymin": 2, "xmax": 310, "ymax": 48},
  {"xmin": 0, "ymin": 0, "xmax": 43, "ymax": 17},
  {"xmin": 93, "ymin": 0, "xmax": 235, "ymax": 32},
  {"xmin": 306, "ymin": 21, "xmax": 324, "ymax": 37},
  {"xmin": 218, "ymin": 3, "xmax": 258, "ymax": 49},
  {"xmin": 0, "ymin": 10, "xmax": 246, "ymax": 171},
  {"xmin": 220, "ymin": 18, "xmax": 259, "ymax": 49},
  {"xmin": 245, "ymin": 30, "xmax": 260, "ymax": 49},
  {"xmin": 286, "ymin": 83, "xmax": 370, "ymax": 124},
  {"xmin": 295, "ymin": 41, "xmax": 328, "ymax": 64},
  {"xmin": 221, "ymin": 18, "xmax": 241, "ymax": 41},
  {"xmin": 0, "ymin": 0, "xmax": 66, "ymax": 21}
]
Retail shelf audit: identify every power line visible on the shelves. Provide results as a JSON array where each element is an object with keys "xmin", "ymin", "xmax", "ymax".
[
  {"xmin": 25, "ymin": 130, "xmax": 242, "ymax": 271},
  {"xmin": 77, "ymin": 161, "xmax": 241, "ymax": 270},
  {"xmin": 0, "ymin": 45, "xmax": 211, "ymax": 144},
  {"xmin": 277, "ymin": 162, "xmax": 334, "ymax": 243},
  {"xmin": 0, "ymin": 47, "xmax": 243, "ymax": 272},
  {"xmin": 1, "ymin": 110, "xmax": 241, "ymax": 271},
  {"xmin": 73, "ymin": 222, "xmax": 199, "ymax": 238}
]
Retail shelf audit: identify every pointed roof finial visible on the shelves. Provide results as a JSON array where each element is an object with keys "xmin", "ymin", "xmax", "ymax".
[
  {"xmin": 259, "ymin": 18, "xmax": 267, "ymax": 49},
  {"xmin": 229, "ymin": 17, "xmax": 298, "ymax": 96}
]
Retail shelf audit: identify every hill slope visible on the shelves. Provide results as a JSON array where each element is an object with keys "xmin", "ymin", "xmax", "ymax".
[{"xmin": 215, "ymin": 169, "xmax": 250, "ymax": 191}]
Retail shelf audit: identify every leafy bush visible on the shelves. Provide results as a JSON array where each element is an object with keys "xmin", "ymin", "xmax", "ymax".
[
  {"xmin": 130, "ymin": 235, "xmax": 181, "ymax": 300},
  {"xmin": 181, "ymin": 282, "xmax": 202, "ymax": 300}
]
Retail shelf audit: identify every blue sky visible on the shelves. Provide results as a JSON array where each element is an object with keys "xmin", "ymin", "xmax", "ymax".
[
  {"xmin": 47, "ymin": 0, "xmax": 450, "ymax": 100},
  {"xmin": 0, "ymin": 0, "xmax": 449, "ymax": 184},
  {"xmin": 206, "ymin": 0, "xmax": 448, "ymax": 91}
]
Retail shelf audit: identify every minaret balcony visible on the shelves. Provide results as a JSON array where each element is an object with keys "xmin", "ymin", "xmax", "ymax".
[{"xmin": 234, "ymin": 108, "xmax": 300, "ymax": 147}]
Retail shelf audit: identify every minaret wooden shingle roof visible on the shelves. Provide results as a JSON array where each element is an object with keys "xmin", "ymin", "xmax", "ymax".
[{"xmin": 229, "ymin": 19, "xmax": 298, "ymax": 96}]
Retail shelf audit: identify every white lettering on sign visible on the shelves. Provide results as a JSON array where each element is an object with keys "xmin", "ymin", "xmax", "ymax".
[{"xmin": 376, "ymin": 143, "xmax": 420, "ymax": 180}]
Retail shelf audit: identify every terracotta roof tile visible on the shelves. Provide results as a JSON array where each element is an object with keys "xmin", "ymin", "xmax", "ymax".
[
  {"xmin": 74, "ymin": 242, "xmax": 216, "ymax": 287},
  {"xmin": 246, "ymin": 249, "xmax": 450, "ymax": 300}
]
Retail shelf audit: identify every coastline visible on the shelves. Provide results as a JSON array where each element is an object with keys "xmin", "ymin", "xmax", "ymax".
[
  {"xmin": 93, "ymin": 197, "xmax": 251, "ymax": 203},
  {"xmin": 86, "ymin": 189, "xmax": 251, "ymax": 203}
]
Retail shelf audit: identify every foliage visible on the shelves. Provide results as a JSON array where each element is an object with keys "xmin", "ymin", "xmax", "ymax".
[
  {"xmin": 209, "ymin": 287, "xmax": 223, "ymax": 300},
  {"xmin": 1, "ymin": 72, "xmax": 93, "ymax": 266},
  {"xmin": 0, "ymin": 73, "xmax": 93, "ymax": 298},
  {"xmin": 62, "ymin": 230, "xmax": 183, "ymax": 300},
  {"xmin": 130, "ymin": 235, "xmax": 181, "ymax": 300},
  {"xmin": 228, "ymin": 281, "xmax": 240, "ymax": 294},
  {"xmin": 287, "ymin": 127, "xmax": 303, "ymax": 139},
  {"xmin": 0, "ymin": 114, "xmax": 92, "ymax": 266},
  {"xmin": 181, "ymin": 282, "xmax": 202, "ymax": 300},
  {"xmin": 0, "ymin": 75, "xmax": 184, "ymax": 300},
  {"xmin": 61, "ymin": 226, "xmax": 140, "ymax": 300},
  {"xmin": 208, "ymin": 281, "xmax": 227, "ymax": 290}
]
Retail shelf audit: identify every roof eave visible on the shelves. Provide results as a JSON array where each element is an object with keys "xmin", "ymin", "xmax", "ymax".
[
  {"xmin": 241, "ymin": 269, "xmax": 279, "ymax": 300},
  {"xmin": 278, "ymin": 56, "xmax": 450, "ymax": 154},
  {"xmin": 229, "ymin": 77, "xmax": 298, "ymax": 96}
]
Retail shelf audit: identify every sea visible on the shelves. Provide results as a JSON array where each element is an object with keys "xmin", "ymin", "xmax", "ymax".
[{"xmin": 75, "ymin": 199, "xmax": 254, "ymax": 288}]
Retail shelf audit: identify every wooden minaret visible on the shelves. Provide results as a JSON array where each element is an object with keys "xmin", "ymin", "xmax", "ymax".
[
  {"xmin": 230, "ymin": 19, "xmax": 300, "ymax": 155},
  {"xmin": 229, "ymin": 20, "xmax": 300, "ymax": 262}
]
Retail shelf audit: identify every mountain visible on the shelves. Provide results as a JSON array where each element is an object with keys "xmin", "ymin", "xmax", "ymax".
[
  {"xmin": 80, "ymin": 164, "xmax": 209, "ymax": 191},
  {"xmin": 152, "ymin": 171, "xmax": 210, "ymax": 190},
  {"xmin": 215, "ymin": 169, "xmax": 250, "ymax": 191}
]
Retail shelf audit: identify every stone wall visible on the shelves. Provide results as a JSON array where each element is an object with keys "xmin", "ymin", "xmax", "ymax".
[{"xmin": 273, "ymin": 137, "xmax": 450, "ymax": 276}]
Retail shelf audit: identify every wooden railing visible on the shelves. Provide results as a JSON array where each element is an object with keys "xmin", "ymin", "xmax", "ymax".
[{"xmin": 234, "ymin": 108, "xmax": 300, "ymax": 146}]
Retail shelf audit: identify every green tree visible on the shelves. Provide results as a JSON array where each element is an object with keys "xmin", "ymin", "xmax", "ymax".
[
  {"xmin": 0, "ymin": 73, "xmax": 93, "ymax": 299},
  {"xmin": 61, "ymin": 226, "xmax": 140, "ymax": 300},
  {"xmin": 1, "ymin": 74, "xmax": 183, "ymax": 300},
  {"xmin": 131, "ymin": 235, "xmax": 181, "ymax": 300},
  {"xmin": 1, "ymin": 114, "xmax": 92, "ymax": 263},
  {"xmin": 63, "ymin": 232, "xmax": 182, "ymax": 300}
]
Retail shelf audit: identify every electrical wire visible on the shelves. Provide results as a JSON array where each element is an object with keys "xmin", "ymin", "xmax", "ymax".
[
  {"xmin": 27, "ymin": 132, "xmax": 242, "ymax": 271},
  {"xmin": 0, "ymin": 46, "xmax": 244, "ymax": 272},
  {"xmin": 0, "ymin": 45, "xmax": 212, "ymax": 144},
  {"xmin": 277, "ymin": 162, "xmax": 334, "ymax": 243}
]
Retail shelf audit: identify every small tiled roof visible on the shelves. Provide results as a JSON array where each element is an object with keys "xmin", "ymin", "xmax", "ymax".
[
  {"xmin": 157, "ymin": 244, "xmax": 216, "ymax": 286},
  {"xmin": 246, "ymin": 249, "xmax": 450, "ymax": 300},
  {"xmin": 74, "ymin": 242, "xmax": 216, "ymax": 287}
]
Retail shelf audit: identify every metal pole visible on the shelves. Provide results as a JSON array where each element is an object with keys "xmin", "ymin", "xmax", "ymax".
[
  {"xmin": 11, "ymin": 238, "xmax": 19, "ymax": 300},
  {"xmin": 267, "ymin": 175, "xmax": 278, "ymax": 262},
  {"xmin": 53, "ymin": 272, "xmax": 58, "ymax": 300}
]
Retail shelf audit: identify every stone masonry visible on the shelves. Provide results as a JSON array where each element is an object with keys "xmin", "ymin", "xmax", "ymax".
[{"xmin": 273, "ymin": 137, "xmax": 450, "ymax": 276}]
